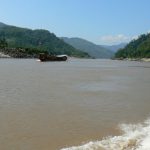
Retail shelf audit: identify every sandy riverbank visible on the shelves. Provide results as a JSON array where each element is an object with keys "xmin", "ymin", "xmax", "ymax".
[
  {"xmin": 141, "ymin": 58, "xmax": 150, "ymax": 62},
  {"xmin": 0, "ymin": 52, "xmax": 11, "ymax": 58},
  {"xmin": 115, "ymin": 58, "xmax": 150, "ymax": 62}
]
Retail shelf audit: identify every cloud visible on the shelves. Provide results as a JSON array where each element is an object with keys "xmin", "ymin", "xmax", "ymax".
[
  {"xmin": 131, "ymin": 35, "xmax": 139, "ymax": 40},
  {"xmin": 147, "ymin": 30, "xmax": 150, "ymax": 33},
  {"xmin": 99, "ymin": 34, "xmax": 139, "ymax": 45}
]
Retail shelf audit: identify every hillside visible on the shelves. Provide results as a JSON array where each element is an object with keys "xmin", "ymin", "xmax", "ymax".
[
  {"xmin": 115, "ymin": 33, "xmax": 150, "ymax": 58},
  {"xmin": 0, "ymin": 22, "xmax": 89, "ymax": 58},
  {"xmin": 0, "ymin": 22, "xmax": 6, "ymax": 27},
  {"xmin": 61, "ymin": 37, "xmax": 114, "ymax": 58}
]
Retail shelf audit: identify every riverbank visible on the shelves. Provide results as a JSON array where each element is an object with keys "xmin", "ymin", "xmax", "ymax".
[
  {"xmin": 114, "ymin": 58, "xmax": 150, "ymax": 62},
  {"xmin": 0, "ymin": 48, "xmax": 40, "ymax": 58},
  {"xmin": 141, "ymin": 58, "xmax": 150, "ymax": 62},
  {"xmin": 0, "ymin": 48, "xmax": 89, "ymax": 59},
  {"xmin": 0, "ymin": 52, "xmax": 11, "ymax": 58}
]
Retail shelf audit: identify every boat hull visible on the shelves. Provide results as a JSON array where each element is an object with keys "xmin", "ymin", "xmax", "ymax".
[{"xmin": 39, "ymin": 53, "xmax": 67, "ymax": 62}]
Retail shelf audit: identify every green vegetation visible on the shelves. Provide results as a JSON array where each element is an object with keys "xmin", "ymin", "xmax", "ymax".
[
  {"xmin": 62, "ymin": 37, "xmax": 114, "ymax": 58},
  {"xmin": 0, "ymin": 38, "xmax": 8, "ymax": 48},
  {"xmin": 0, "ymin": 23, "xmax": 89, "ymax": 58},
  {"xmin": 115, "ymin": 33, "xmax": 150, "ymax": 58}
]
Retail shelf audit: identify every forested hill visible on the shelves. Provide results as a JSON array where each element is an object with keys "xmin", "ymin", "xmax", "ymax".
[
  {"xmin": 115, "ymin": 33, "xmax": 150, "ymax": 58},
  {"xmin": 0, "ymin": 22, "xmax": 89, "ymax": 58},
  {"xmin": 61, "ymin": 37, "xmax": 114, "ymax": 58}
]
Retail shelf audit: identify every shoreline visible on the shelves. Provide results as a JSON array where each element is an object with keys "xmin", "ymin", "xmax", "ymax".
[
  {"xmin": 0, "ymin": 52, "xmax": 11, "ymax": 58},
  {"xmin": 0, "ymin": 49, "xmax": 90, "ymax": 59},
  {"xmin": 0, "ymin": 48, "xmax": 37, "ymax": 58},
  {"xmin": 1, "ymin": 52, "xmax": 150, "ymax": 63},
  {"xmin": 114, "ymin": 58, "xmax": 150, "ymax": 62}
]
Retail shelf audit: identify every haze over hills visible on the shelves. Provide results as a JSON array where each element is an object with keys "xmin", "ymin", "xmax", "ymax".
[
  {"xmin": 103, "ymin": 43, "xmax": 127, "ymax": 53},
  {"xmin": 0, "ymin": 22, "xmax": 89, "ymax": 58},
  {"xmin": 61, "ymin": 37, "xmax": 114, "ymax": 58}
]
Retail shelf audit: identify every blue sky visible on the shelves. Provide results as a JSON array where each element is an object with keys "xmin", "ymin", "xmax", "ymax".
[{"xmin": 0, "ymin": 0, "xmax": 150, "ymax": 45}]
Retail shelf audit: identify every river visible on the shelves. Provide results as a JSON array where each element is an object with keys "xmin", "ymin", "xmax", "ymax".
[{"xmin": 0, "ymin": 58, "xmax": 150, "ymax": 150}]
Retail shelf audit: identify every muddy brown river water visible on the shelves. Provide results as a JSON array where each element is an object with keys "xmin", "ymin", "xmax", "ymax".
[{"xmin": 0, "ymin": 59, "xmax": 150, "ymax": 150}]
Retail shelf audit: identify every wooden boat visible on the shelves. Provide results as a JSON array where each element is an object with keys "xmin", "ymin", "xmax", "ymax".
[{"xmin": 39, "ymin": 53, "xmax": 68, "ymax": 62}]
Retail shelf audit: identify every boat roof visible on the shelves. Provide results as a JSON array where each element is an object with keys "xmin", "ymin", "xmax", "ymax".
[{"xmin": 56, "ymin": 55, "xmax": 68, "ymax": 57}]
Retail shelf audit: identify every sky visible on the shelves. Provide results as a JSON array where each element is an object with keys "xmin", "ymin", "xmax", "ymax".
[{"xmin": 0, "ymin": 0, "xmax": 150, "ymax": 45}]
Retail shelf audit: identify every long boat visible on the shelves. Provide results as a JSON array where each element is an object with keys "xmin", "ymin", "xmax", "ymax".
[{"xmin": 39, "ymin": 53, "xmax": 68, "ymax": 62}]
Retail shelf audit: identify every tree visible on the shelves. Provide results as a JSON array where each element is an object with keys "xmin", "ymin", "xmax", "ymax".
[{"xmin": 0, "ymin": 38, "xmax": 8, "ymax": 49}]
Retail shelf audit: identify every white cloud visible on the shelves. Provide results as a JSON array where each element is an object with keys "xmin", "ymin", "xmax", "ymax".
[
  {"xmin": 131, "ymin": 35, "xmax": 139, "ymax": 40},
  {"xmin": 100, "ymin": 34, "xmax": 131, "ymax": 45},
  {"xmin": 147, "ymin": 30, "xmax": 150, "ymax": 33}
]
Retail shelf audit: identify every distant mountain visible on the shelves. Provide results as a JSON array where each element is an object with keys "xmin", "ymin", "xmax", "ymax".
[
  {"xmin": 102, "ymin": 43, "xmax": 127, "ymax": 53},
  {"xmin": 115, "ymin": 33, "xmax": 150, "ymax": 58},
  {"xmin": 0, "ymin": 22, "xmax": 89, "ymax": 58},
  {"xmin": 61, "ymin": 37, "xmax": 114, "ymax": 58},
  {"xmin": 0, "ymin": 22, "xmax": 6, "ymax": 27}
]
